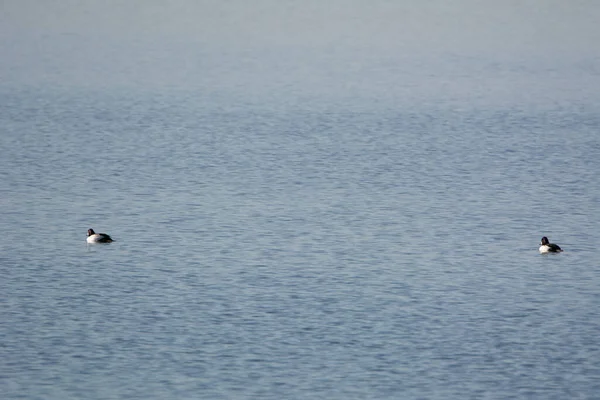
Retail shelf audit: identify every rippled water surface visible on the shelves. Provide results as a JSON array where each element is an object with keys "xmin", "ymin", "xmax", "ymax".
[{"xmin": 2, "ymin": 2, "xmax": 600, "ymax": 399}]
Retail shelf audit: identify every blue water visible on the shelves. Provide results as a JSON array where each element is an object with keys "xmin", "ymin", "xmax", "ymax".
[{"xmin": 2, "ymin": 2, "xmax": 600, "ymax": 399}]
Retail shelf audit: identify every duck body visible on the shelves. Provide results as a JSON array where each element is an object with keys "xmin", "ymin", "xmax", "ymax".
[
  {"xmin": 539, "ymin": 236, "xmax": 562, "ymax": 254},
  {"xmin": 87, "ymin": 228, "xmax": 113, "ymax": 243}
]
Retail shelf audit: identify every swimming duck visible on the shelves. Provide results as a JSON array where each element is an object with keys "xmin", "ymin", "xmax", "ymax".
[
  {"xmin": 539, "ymin": 236, "xmax": 562, "ymax": 254},
  {"xmin": 87, "ymin": 228, "xmax": 113, "ymax": 243}
]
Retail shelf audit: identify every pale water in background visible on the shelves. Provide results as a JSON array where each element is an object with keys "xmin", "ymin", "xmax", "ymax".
[{"xmin": 1, "ymin": 1, "xmax": 600, "ymax": 399}]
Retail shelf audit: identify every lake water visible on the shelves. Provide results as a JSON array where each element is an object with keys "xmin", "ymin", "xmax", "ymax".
[{"xmin": 2, "ymin": 2, "xmax": 600, "ymax": 399}]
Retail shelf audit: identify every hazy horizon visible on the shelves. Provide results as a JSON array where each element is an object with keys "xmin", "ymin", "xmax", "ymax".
[{"xmin": 2, "ymin": 1, "xmax": 599, "ymax": 97}]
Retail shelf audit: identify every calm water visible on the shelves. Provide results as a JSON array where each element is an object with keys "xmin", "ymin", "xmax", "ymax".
[{"xmin": 2, "ymin": 2, "xmax": 600, "ymax": 399}]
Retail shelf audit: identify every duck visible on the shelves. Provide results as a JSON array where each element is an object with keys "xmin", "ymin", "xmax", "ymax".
[
  {"xmin": 87, "ymin": 228, "xmax": 113, "ymax": 243},
  {"xmin": 539, "ymin": 236, "xmax": 562, "ymax": 254}
]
